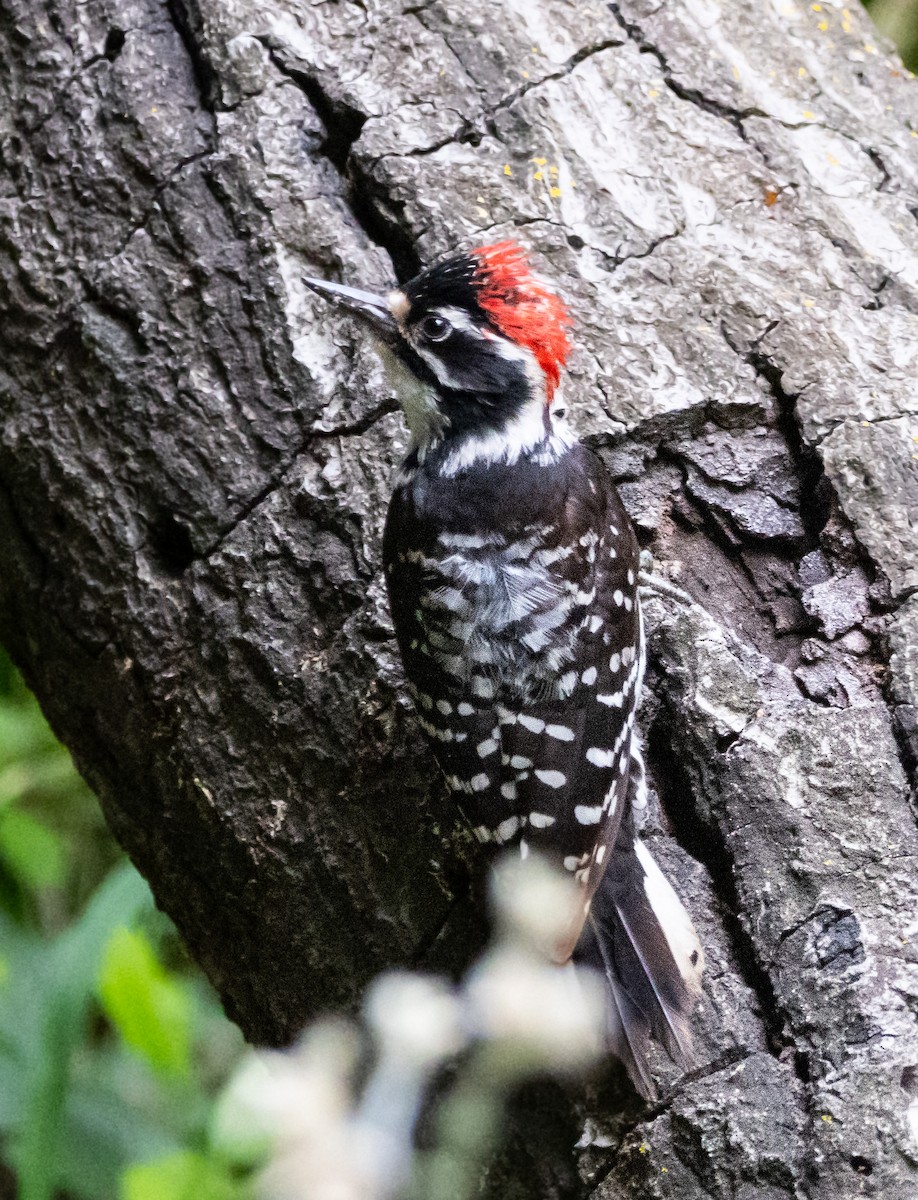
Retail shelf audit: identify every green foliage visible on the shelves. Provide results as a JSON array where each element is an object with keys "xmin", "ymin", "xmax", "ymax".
[
  {"xmin": 98, "ymin": 928, "xmax": 193, "ymax": 1080},
  {"xmin": 865, "ymin": 0, "xmax": 918, "ymax": 70},
  {"xmin": 0, "ymin": 651, "xmax": 249, "ymax": 1200},
  {"xmin": 121, "ymin": 1150, "xmax": 249, "ymax": 1200}
]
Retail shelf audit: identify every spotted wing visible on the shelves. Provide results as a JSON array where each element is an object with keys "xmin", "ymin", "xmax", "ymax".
[{"xmin": 383, "ymin": 446, "xmax": 642, "ymax": 910}]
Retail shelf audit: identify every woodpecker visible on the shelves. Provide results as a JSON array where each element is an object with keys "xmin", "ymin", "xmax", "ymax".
[{"xmin": 305, "ymin": 242, "xmax": 702, "ymax": 1097}]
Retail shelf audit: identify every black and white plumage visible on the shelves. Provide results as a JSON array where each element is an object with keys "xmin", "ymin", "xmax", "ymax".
[{"xmin": 305, "ymin": 243, "xmax": 702, "ymax": 1097}]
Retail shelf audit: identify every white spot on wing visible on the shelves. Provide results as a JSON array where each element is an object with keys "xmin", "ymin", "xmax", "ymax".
[
  {"xmin": 586, "ymin": 748, "xmax": 614, "ymax": 767},
  {"xmin": 495, "ymin": 816, "xmax": 520, "ymax": 842},
  {"xmin": 575, "ymin": 804, "xmax": 603, "ymax": 824},
  {"xmin": 529, "ymin": 812, "xmax": 556, "ymax": 828},
  {"xmin": 546, "ymin": 723, "xmax": 575, "ymax": 741},
  {"xmin": 534, "ymin": 769, "xmax": 566, "ymax": 788},
  {"xmin": 518, "ymin": 714, "xmax": 545, "ymax": 734}
]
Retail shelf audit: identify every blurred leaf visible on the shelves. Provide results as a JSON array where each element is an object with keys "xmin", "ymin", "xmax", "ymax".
[
  {"xmin": 98, "ymin": 927, "xmax": 192, "ymax": 1079},
  {"xmin": 14, "ymin": 863, "xmax": 152, "ymax": 1200},
  {"xmin": 121, "ymin": 1150, "xmax": 249, "ymax": 1200},
  {"xmin": 0, "ymin": 747, "xmax": 86, "ymax": 809},
  {"xmin": 0, "ymin": 705, "xmax": 58, "ymax": 773},
  {"xmin": 0, "ymin": 651, "xmax": 245, "ymax": 1198},
  {"xmin": 55, "ymin": 1044, "xmax": 184, "ymax": 1200},
  {"xmin": 0, "ymin": 809, "xmax": 67, "ymax": 889}
]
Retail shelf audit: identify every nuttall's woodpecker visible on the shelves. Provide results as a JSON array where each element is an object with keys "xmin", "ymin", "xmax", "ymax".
[{"xmin": 305, "ymin": 242, "xmax": 703, "ymax": 1097}]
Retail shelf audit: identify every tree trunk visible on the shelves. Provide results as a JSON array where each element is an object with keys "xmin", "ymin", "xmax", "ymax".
[{"xmin": 2, "ymin": 0, "xmax": 918, "ymax": 1194}]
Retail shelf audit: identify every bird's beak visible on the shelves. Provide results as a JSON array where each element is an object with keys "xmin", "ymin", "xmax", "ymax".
[{"xmin": 303, "ymin": 277, "xmax": 399, "ymax": 345}]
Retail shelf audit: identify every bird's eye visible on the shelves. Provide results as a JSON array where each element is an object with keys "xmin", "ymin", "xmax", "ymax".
[{"xmin": 419, "ymin": 314, "xmax": 452, "ymax": 342}]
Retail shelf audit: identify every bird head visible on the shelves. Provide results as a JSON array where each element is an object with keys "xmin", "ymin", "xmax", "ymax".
[{"xmin": 306, "ymin": 243, "xmax": 572, "ymax": 466}]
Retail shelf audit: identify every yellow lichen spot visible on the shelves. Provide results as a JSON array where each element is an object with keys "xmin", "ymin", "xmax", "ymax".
[
  {"xmin": 811, "ymin": 2, "xmax": 821, "ymax": 8},
  {"xmin": 503, "ymin": 164, "xmax": 513, "ymax": 176},
  {"xmin": 151, "ymin": 106, "xmax": 158, "ymax": 115},
  {"xmin": 864, "ymin": 42, "xmax": 877, "ymax": 53},
  {"xmin": 638, "ymin": 1144, "xmax": 650, "ymax": 1155},
  {"xmin": 803, "ymin": 110, "xmax": 817, "ymax": 119},
  {"xmin": 532, "ymin": 157, "xmax": 547, "ymax": 166},
  {"xmin": 821, "ymin": 1114, "xmax": 833, "ymax": 1123},
  {"xmin": 802, "ymin": 297, "xmax": 816, "ymax": 307},
  {"xmin": 912, "ymin": 434, "xmax": 918, "ymax": 442},
  {"xmin": 521, "ymin": 69, "xmax": 530, "ymax": 78},
  {"xmin": 798, "ymin": 66, "xmax": 807, "ymax": 77},
  {"xmin": 911, "ymin": 130, "xmax": 918, "ymax": 137},
  {"xmin": 826, "ymin": 152, "xmax": 839, "ymax": 166},
  {"xmin": 661, "ymin": 1168, "xmax": 669, "ymax": 1174},
  {"xmin": 648, "ymin": 87, "xmax": 660, "ymax": 98},
  {"xmin": 823, "ymin": 859, "xmax": 834, "ymax": 866},
  {"xmin": 531, "ymin": 45, "xmax": 540, "ymax": 53},
  {"xmin": 550, "ymin": 186, "xmax": 562, "ymax": 197},
  {"xmin": 733, "ymin": 64, "xmax": 741, "ymax": 80},
  {"xmin": 549, "ymin": 165, "xmax": 559, "ymax": 176},
  {"xmin": 534, "ymin": 171, "xmax": 543, "ymax": 181},
  {"xmin": 819, "ymin": 20, "xmax": 828, "ymax": 31}
]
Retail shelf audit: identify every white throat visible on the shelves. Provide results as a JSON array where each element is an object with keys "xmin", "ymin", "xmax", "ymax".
[
  {"xmin": 377, "ymin": 343, "xmax": 448, "ymax": 455},
  {"xmin": 437, "ymin": 392, "xmax": 551, "ymax": 476},
  {"xmin": 380, "ymin": 321, "xmax": 574, "ymax": 476}
]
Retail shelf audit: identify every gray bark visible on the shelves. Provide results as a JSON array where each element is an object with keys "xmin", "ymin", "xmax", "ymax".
[{"xmin": 2, "ymin": 0, "xmax": 918, "ymax": 1195}]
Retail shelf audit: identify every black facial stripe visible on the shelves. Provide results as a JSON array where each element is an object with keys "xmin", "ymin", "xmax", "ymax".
[
  {"xmin": 391, "ymin": 340, "xmax": 441, "ymax": 389},
  {"xmin": 430, "ymin": 330, "xmax": 526, "ymax": 395}
]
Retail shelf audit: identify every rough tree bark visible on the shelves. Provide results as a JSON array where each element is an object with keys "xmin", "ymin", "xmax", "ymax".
[{"xmin": 2, "ymin": 0, "xmax": 918, "ymax": 1195}]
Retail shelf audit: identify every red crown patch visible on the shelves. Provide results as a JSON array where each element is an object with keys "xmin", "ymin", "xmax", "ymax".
[{"xmin": 472, "ymin": 242, "xmax": 571, "ymax": 400}]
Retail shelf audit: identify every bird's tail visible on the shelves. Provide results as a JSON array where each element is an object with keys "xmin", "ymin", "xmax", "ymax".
[{"xmin": 575, "ymin": 828, "xmax": 704, "ymax": 1099}]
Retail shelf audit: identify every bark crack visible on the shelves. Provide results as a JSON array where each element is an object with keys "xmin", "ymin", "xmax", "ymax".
[
  {"xmin": 257, "ymin": 40, "xmax": 421, "ymax": 280},
  {"xmin": 197, "ymin": 397, "xmax": 399, "ymax": 563}
]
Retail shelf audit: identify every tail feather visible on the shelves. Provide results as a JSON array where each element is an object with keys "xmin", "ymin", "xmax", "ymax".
[
  {"xmin": 593, "ymin": 932, "xmax": 656, "ymax": 1099},
  {"xmin": 576, "ymin": 829, "xmax": 703, "ymax": 1099}
]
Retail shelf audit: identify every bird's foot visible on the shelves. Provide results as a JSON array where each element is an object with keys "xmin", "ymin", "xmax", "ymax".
[{"xmin": 638, "ymin": 550, "xmax": 694, "ymax": 608}]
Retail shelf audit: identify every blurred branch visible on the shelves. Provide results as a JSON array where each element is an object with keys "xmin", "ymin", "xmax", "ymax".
[{"xmin": 218, "ymin": 859, "xmax": 605, "ymax": 1200}]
